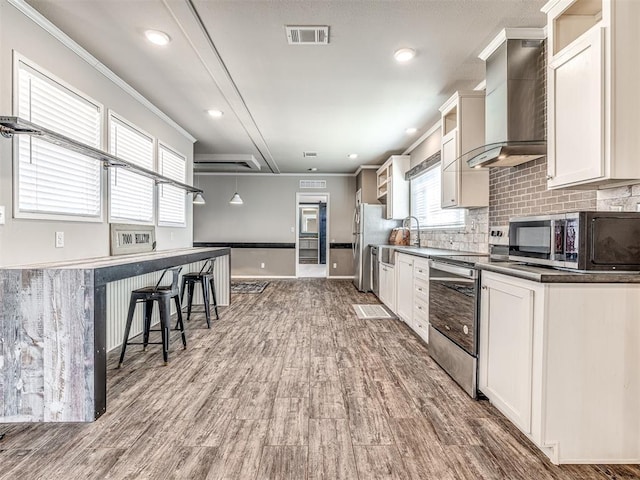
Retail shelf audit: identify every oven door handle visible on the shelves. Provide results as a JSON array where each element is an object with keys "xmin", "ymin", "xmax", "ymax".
[{"xmin": 428, "ymin": 260, "xmax": 476, "ymax": 279}]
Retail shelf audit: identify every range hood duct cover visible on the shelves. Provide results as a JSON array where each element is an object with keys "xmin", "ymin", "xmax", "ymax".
[{"xmin": 466, "ymin": 30, "xmax": 547, "ymax": 169}]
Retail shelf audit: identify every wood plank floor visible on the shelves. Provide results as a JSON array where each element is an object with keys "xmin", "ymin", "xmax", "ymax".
[{"xmin": 1, "ymin": 279, "xmax": 639, "ymax": 479}]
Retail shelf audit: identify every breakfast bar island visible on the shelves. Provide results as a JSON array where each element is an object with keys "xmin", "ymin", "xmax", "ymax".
[{"xmin": 0, "ymin": 247, "xmax": 230, "ymax": 423}]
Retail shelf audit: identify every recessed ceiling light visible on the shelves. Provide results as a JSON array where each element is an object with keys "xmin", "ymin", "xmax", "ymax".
[
  {"xmin": 405, "ymin": 127, "xmax": 418, "ymax": 135},
  {"xmin": 394, "ymin": 48, "xmax": 416, "ymax": 62},
  {"xmin": 207, "ymin": 109, "xmax": 224, "ymax": 118},
  {"xmin": 348, "ymin": 153, "xmax": 358, "ymax": 160},
  {"xmin": 308, "ymin": 167, "xmax": 318, "ymax": 172},
  {"xmin": 144, "ymin": 29, "xmax": 171, "ymax": 46}
]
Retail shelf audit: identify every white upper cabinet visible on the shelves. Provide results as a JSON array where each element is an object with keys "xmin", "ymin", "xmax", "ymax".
[
  {"xmin": 376, "ymin": 155, "xmax": 410, "ymax": 219},
  {"xmin": 439, "ymin": 91, "xmax": 489, "ymax": 208},
  {"xmin": 544, "ymin": 0, "xmax": 640, "ymax": 188}
]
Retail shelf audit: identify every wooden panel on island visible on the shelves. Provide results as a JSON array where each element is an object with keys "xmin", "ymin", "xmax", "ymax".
[{"xmin": 0, "ymin": 247, "xmax": 230, "ymax": 423}]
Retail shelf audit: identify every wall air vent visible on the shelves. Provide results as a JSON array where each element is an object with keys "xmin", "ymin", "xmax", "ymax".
[
  {"xmin": 300, "ymin": 180, "xmax": 327, "ymax": 189},
  {"xmin": 286, "ymin": 26, "xmax": 329, "ymax": 45},
  {"xmin": 194, "ymin": 153, "xmax": 261, "ymax": 172}
]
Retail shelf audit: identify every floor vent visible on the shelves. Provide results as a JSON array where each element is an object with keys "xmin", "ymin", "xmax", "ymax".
[
  {"xmin": 286, "ymin": 26, "xmax": 329, "ymax": 45},
  {"xmin": 353, "ymin": 304, "xmax": 394, "ymax": 319},
  {"xmin": 300, "ymin": 180, "xmax": 326, "ymax": 189}
]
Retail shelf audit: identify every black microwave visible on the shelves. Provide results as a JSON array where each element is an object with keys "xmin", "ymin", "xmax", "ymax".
[{"xmin": 509, "ymin": 211, "xmax": 640, "ymax": 271}]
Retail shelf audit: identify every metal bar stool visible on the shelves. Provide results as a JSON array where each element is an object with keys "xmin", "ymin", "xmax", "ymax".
[
  {"xmin": 180, "ymin": 258, "xmax": 219, "ymax": 328},
  {"xmin": 118, "ymin": 266, "xmax": 186, "ymax": 367}
]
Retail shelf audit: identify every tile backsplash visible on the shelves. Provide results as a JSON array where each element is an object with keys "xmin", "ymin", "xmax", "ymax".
[
  {"xmin": 596, "ymin": 184, "xmax": 640, "ymax": 211},
  {"xmin": 411, "ymin": 156, "xmax": 638, "ymax": 253},
  {"xmin": 489, "ymin": 157, "xmax": 597, "ymax": 226},
  {"xmin": 417, "ymin": 208, "xmax": 489, "ymax": 253}
]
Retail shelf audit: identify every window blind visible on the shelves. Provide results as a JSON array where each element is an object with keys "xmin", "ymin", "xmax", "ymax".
[
  {"xmin": 410, "ymin": 163, "xmax": 465, "ymax": 228},
  {"xmin": 158, "ymin": 144, "xmax": 186, "ymax": 226},
  {"xmin": 109, "ymin": 116, "xmax": 154, "ymax": 223},
  {"xmin": 16, "ymin": 61, "xmax": 102, "ymax": 217}
]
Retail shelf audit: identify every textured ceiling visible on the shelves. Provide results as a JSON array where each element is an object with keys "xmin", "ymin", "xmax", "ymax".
[{"xmin": 26, "ymin": 0, "xmax": 546, "ymax": 174}]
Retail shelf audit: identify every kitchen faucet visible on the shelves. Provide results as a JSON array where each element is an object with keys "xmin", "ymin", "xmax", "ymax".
[{"xmin": 403, "ymin": 216, "xmax": 421, "ymax": 247}]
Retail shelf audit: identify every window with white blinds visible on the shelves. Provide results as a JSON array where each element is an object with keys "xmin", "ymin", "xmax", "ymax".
[
  {"xmin": 157, "ymin": 144, "xmax": 186, "ymax": 226},
  {"xmin": 109, "ymin": 115, "xmax": 154, "ymax": 223},
  {"xmin": 16, "ymin": 59, "xmax": 102, "ymax": 218},
  {"xmin": 410, "ymin": 163, "xmax": 465, "ymax": 228}
]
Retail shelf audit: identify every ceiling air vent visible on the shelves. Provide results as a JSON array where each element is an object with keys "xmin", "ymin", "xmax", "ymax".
[
  {"xmin": 300, "ymin": 180, "xmax": 326, "ymax": 189},
  {"xmin": 286, "ymin": 26, "xmax": 329, "ymax": 45},
  {"xmin": 194, "ymin": 154, "xmax": 261, "ymax": 172},
  {"xmin": 303, "ymin": 151, "xmax": 318, "ymax": 158}
]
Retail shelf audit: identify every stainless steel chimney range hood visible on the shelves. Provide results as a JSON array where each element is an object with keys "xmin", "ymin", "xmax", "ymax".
[{"xmin": 466, "ymin": 28, "xmax": 547, "ymax": 169}]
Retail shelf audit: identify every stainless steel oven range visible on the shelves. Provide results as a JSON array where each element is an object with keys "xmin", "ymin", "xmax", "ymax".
[{"xmin": 428, "ymin": 256, "xmax": 485, "ymax": 398}]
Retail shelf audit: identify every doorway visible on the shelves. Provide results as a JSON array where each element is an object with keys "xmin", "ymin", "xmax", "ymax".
[{"xmin": 296, "ymin": 193, "xmax": 329, "ymax": 278}]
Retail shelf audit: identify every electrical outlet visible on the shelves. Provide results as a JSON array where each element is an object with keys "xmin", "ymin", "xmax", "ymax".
[
  {"xmin": 290, "ymin": 226, "xmax": 295, "ymax": 233},
  {"xmin": 0, "ymin": 205, "xmax": 5, "ymax": 225},
  {"xmin": 260, "ymin": 262, "xmax": 265, "ymax": 269},
  {"xmin": 170, "ymin": 231, "xmax": 175, "ymax": 241},
  {"xmin": 55, "ymin": 231, "xmax": 64, "ymax": 248},
  {"xmin": 333, "ymin": 263, "xmax": 337, "ymax": 269}
]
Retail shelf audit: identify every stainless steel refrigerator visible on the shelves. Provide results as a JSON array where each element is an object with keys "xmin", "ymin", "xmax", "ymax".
[{"xmin": 352, "ymin": 204, "xmax": 402, "ymax": 292}]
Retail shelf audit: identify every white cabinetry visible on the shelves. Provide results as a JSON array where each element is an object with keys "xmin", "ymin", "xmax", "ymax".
[
  {"xmin": 479, "ymin": 274, "xmax": 535, "ymax": 433},
  {"xmin": 439, "ymin": 91, "xmax": 488, "ymax": 208},
  {"xmin": 378, "ymin": 262, "xmax": 396, "ymax": 312},
  {"xmin": 544, "ymin": 0, "xmax": 640, "ymax": 188},
  {"xmin": 395, "ymin": 254, "xmax": 414, "ymax": 323},
  {"xmin": 412, "ymin": 258, "xmax": 430, "ymax": 343},
  {"xmin": 376, "ymin": 155, "xmax": 410, "ymax": 219},
  {"xmin": 479, "ymin": 270, "xmax": 640, "ymax": 464}
]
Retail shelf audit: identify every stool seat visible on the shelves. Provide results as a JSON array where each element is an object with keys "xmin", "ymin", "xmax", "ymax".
[
  {"xmin": 181, "ymin": 258, "xmax": 219, "ymax": 328},
  {"xmin": 118, "ymin": 266, "xmax": 186, "ymax": 367}
]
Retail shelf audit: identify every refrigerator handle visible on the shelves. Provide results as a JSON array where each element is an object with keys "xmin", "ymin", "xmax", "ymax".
[
  {"xmin": 353, "ymin": 232, "xmax": 359, "ymax": 260},
  {"xmin": 352, "ymin": 208, "xmax": 358, "ymax": 258}
]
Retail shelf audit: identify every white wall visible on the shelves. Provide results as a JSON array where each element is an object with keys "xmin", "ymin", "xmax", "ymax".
[{"xmin": 0, "ymin": 2, "xmax": 194, "ymax": 266}]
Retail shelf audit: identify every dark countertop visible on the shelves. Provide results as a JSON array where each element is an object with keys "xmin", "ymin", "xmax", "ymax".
[
  {"xmin": 376, "ymin": 244, "xmax": 640, "ymax": 283},
  {"xmin": 380, "ymin": 245, "xmax": 484, "ymax": 258},
  {"xmin": 477, "ymin": 259, "xmax": 640, "ymax": 283},
  {"xmin": 1, "ymin": 247, "xmax": 228, "ymax": 270}
]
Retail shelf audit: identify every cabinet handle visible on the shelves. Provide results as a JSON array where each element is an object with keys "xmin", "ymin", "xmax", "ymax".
[
  {"xmin": 546, "ymin": 175, "xmax": 553, "ymax": 180},
  {"xmin": 417, "ymin": 287, "xmax": 423, "ymax": 292},
  {"xmin": 481, "ymin": 286, "xmax": 487, "ymax": 290},
  {"xmin": 417, "ymin": 306, "xmax": 422, "ymax": 310}
]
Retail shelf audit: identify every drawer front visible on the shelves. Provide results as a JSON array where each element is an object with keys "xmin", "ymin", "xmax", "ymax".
[
  {"xmin": 414, "ymin": 260, "xmax": 429, "ymax": 283},
  {"xmin": 414, "ymin": 280, "xmax": 429, "ymax": 303},
  {"xmin": 413, "ymin": 308, "xmax": 429, "ymax": 343},
  {"xmin": 414, "ymin": 296, "xmax": 428, "ymax": 322}
]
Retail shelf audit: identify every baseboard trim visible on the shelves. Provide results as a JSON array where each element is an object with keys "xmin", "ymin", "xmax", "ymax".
[{"xmin": 232, "ymin": 275, "xmax": 297, "ymax": 279}]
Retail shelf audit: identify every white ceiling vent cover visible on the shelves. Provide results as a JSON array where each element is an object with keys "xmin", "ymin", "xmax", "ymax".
[
  {"xmin": 300, "ymin": 180, "xmax": 327, "ymax": 189},
  {"xmin": 286, "ymin": 26, "xmax": 329, "ymax": 45}
]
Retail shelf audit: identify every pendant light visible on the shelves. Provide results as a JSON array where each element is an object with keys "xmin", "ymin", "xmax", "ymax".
[
  {"xmin": 229, "ymin": 174, "xmax": 243, "ymax": 205},
  {"xmin": 192, "ymin": 172, "xmax": 205, "ymax": 205},
  {"xmin": 193, "ymin": 192, "xmax": 206, "ymax": 204}
]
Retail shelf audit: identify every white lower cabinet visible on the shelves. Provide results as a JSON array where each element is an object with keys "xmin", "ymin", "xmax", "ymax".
[
  {"xmin": 395, "ymin": 254, "xmax": 414, "ymax": 323},
  {"xmin": 378, "ymin": 262, "xmax": 395, "ymax": 312},
  {"xmin": 395, "ymin": 254, "xmax": 431, "ymax": 343},
  {"xmin": 479, "ymin": 271, "xmax": 640, "ymax": 464},
  {"xmin": 412, "ymin": 258, "xmax": 430, "ymax": 343},
  {"xmin": 479, "ymin": 273, "xmax": 535, "ymax": 434}
]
